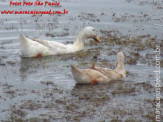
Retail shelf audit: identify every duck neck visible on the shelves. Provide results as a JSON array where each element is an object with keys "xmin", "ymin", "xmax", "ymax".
[
  {"xmin": 73, "ymin": 30, "xmax": 87, "ymax": 51},
  {"xmin": 116, "ymin": 61, "xmax": 124, "ymax": 71}
]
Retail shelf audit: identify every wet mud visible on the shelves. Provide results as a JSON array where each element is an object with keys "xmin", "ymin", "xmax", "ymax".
[{"xmin": 0, "ymin": 0, "xmax": 163, "ymax": 121}]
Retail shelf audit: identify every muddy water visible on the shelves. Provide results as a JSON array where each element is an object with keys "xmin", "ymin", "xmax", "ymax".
[{"xmin": 0, "ymin": 0, "xmax": 163, "ymax": 121}]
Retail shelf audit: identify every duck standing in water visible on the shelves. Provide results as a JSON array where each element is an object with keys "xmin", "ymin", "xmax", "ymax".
[
  {"xmin": 19, "ymin": 27, "xmax": 101, "ymax": 58},
  {"xmin": 71, "ymin": 52, "xmax": 126, "ymax": 85}
]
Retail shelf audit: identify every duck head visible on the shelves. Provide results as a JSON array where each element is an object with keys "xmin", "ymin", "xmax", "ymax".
[
  {"xmin": 82, "ymin": 27, "xmax": 101, "ymax": 42},
  {"xmin": 117, "ymin": 52, "xmax": 124, "ymax": 64},
  {"xmin": 116, "ymin": 52, "xmax": 126, "ymax": 78},
  {"xmin": 74, "ymin": 27, "xmax": 101, "ymax": 51}
]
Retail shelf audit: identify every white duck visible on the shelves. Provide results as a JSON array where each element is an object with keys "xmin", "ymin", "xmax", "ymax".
[
  {"xmin": 71, "ymin": 52, "xmax": 126, "ymax": 85},
  {"xmin": 19, "ymin": 27, "xmax": 101, "ymax": 58}
]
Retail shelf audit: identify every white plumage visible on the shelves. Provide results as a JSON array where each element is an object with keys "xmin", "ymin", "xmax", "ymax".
[{"xmin": 19, "ymin": 27, "xmax": 101, "ymax": 58}]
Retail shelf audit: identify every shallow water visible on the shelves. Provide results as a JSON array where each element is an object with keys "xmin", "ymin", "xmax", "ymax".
[{"xmin": 0, "ymin": 0, "xmax": 163, "ymax": 121}]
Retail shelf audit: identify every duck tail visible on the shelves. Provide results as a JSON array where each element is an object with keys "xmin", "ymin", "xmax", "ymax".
[
  {"xmin": 71, "ymin": 65, "xmax": 82, "ymax": 78},
  {"xmin": 19, "ymin": 34, "xmax": 28, "ymax": 43},
  {"xmin": 70, "ymin": 65, "xmax": 83, "ymax": 82},
  {"xmin": 71, "ymin": 65, "xmax": 81, "ymax": 74}
]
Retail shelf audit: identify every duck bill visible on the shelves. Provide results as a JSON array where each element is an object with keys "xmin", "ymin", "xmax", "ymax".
[{"xmin": 93, "ymin": 36, "xmax": 101, "ymax": 42}]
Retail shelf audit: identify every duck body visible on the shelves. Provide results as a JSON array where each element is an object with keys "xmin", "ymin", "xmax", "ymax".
[
  {"xmin": 71, "ymin": 52, "xmax": 126, "ymax": 85},
  {"xmin": 19, "ymin": 27, "xmax": 101, "ymax": 58},
  {"xmin": 20, "ymin": 34, "xmax": 77, "ymax": 57},
  {"xmin": 71, "ymin": 65, "xmax": 110, "ymax": 84}
]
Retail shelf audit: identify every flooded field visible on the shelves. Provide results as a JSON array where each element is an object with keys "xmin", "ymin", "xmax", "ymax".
[{"xmin": 0, "ymin": 0, "xmax": 163, "ymax": 121}]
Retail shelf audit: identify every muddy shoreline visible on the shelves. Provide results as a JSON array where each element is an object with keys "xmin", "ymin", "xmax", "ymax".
[{"xmin": 0, "ymin": 0, "xmax": 163, "ymax": 121}]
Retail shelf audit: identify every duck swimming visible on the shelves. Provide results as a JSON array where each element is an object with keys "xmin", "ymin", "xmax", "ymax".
[
  {"xmin": 19, "ymin": 27, "xmax": 101, "ymax": 58},
  {"xmin": 71, "ymin": 52, "xmax": 126, "ymax": 85}
]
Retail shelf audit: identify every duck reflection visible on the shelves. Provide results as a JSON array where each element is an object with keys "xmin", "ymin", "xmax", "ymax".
[
  {"xmin": 19, "ymin": 56, "xmax": 57, "ymax": 81},
  {"xmin": 19, "ymin": 55, "xmax": 73, "ymax": 82}
]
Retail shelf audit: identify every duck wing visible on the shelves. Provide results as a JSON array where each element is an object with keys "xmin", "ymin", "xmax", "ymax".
[
  {"xmin": 32, "ymin": 39, "xmax": 52, "ymax": 48},
  {"xmin": 94, "ymin": 67, "xmax": 125, "ymax": 80},
  {"xmin": 33, "ymin": 38, "xmax": 76, "ymax": 55},
  {"xmin": 93, "ymin": 67, "xmax": 113, "ymax": 78},
  {"xmin": 32, "ymin": 39, "xmax": 68, "ymax": 49},
  {"xmin": 89, "ymin": 64, "xmax": 112, "ymax": 77}
]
